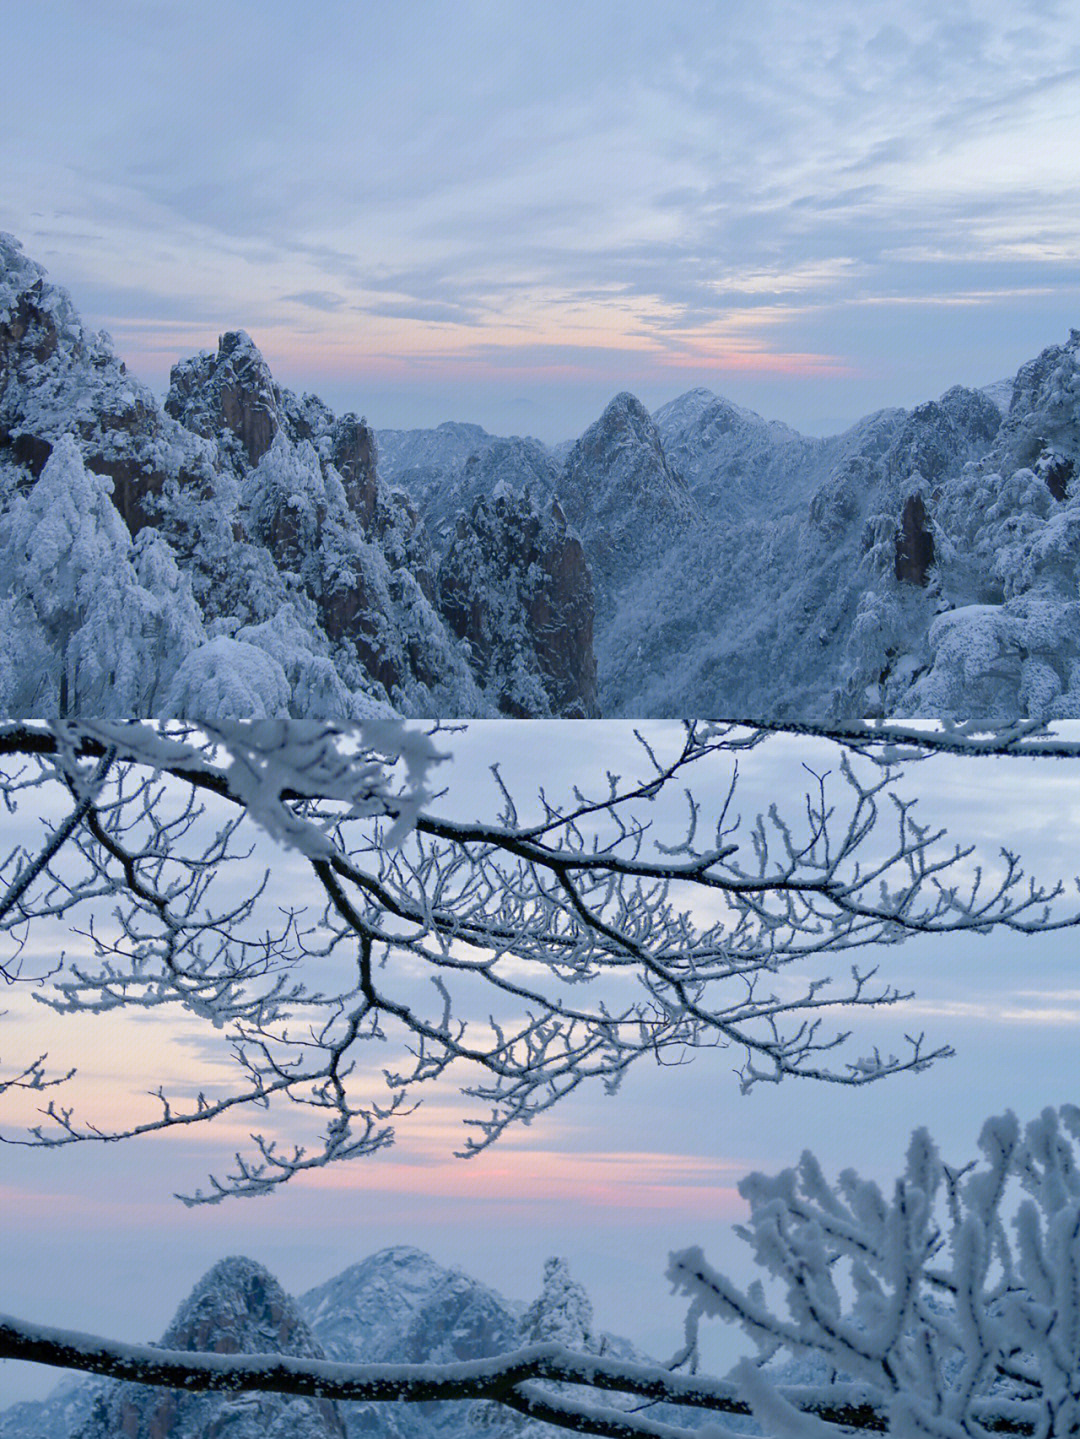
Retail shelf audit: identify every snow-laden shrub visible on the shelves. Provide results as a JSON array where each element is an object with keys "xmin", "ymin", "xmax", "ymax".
[
  {"xmin": 905, "ymin": 596, "xmax": 1080, "ymax": 722},
  {"xmin": 161, "ymin": 635, "xmax": 292, "ymax": 718},
  {"xmin": 670, "ymin": 1106, "xmax": 1080, "ymax": 1439},
  {"xmin": 234, "ymin": 604, "xmax": 391, "ymax": 718}
]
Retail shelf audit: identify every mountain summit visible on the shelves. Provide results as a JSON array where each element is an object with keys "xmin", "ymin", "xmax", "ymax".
[{"xmin": 74, "ymin": 1256, "xmax": 346, "ymax": 1439}]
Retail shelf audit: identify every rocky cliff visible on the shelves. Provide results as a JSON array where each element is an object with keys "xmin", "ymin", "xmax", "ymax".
[{"xmin": 437, "ymin": 489, "xmax": 598, "ymax": 716}]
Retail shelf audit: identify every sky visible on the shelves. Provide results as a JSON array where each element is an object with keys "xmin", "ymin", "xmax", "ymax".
[
  {"xmin": 4, "ymin": 724, "xmax": 1080, "ymax": 1407},
  {"xmin": 3, "ymin": 0, "xmax": 1080, "ymax": 442}
]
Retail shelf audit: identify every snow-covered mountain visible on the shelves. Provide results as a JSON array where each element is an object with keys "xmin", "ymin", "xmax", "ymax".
[
  {"xmin": 378, "ymin": 340, "xmax": 1080, "ymax": 722},
  {"xmin": 0, "ymin": 1376, "xmax": 102, "ymax": 1439},
  {"xmin": 0, "ymin": 234, "xmax": 596, "ymax": 719},
  {"xmin": 5, "ymin": 231, "xmax": 1080, "ymax": 722},
  {"xmin": 596, "ymin": 378, "xmax": 1015, "ymax": 718},
  {"xmin": 67, "ymin": 1256, "xmax": 345, "ymax": 1439},
  {"xmin": 299, "ymin": 1245, "xmax": 522, "ymax": 1369},
  {"xmin": 377, "ymin": 425, "xmax": 560, "ymax": 550},
  {"xmin": 0, "ymin": 1249, "xmax": 655, "ymax": 1439}
]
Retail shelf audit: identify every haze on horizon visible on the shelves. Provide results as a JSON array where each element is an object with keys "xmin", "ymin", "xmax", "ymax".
[{"xmin": 4, "ymin": 0, "xmax": 1079, "ymax": 444}]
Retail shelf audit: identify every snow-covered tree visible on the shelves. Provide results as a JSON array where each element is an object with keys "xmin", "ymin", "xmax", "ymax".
[
  {"xmin": 162, "ymin": 635, "xmax": 294, "ymax": 718},
  {"xmin": 0, "ymin": 436, "xmax": 206, "ymax": 714},
  {"xmin": 2, "ymin": 719, "xmax": 1080, "ymax": 1435},
  {"xmin": 520, "ymin": 1261, "xmax": 595, "ymax": 1352},
  {"xmin": 668, "ymin": 1104, "xmax": 1080, "ymax": 1438}
]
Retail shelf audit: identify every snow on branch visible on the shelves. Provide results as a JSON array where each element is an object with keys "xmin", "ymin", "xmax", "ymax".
[
  {"xmin": 0, "ymin": 1308, "xmax": 884, "ymax": 1439},
  {"xmin": 727, "ymin": 716, "xmax": 1080, "ymax": 761},
  {"xmin": 669, "ymin": 1105, "xmax": 1080, "ymax": 1438},
  {"xmin": 1, "ymin": 720, "xmax": 1078, "ymax": 1201}
]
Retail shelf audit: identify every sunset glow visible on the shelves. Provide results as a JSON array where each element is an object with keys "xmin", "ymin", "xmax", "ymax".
[{"xmin": 6, "ymin": 1, "xmax": 1078, "ymax": 441}]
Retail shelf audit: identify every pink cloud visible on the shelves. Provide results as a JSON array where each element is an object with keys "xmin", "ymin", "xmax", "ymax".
[{"xmin": 294, "ymin": 1148, "xmax": 746, "ymax": 1221}]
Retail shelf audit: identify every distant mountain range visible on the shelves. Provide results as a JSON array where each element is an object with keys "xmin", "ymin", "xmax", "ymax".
[
  {"xmin": 4, "ymin": 230, "xmax": 1079, "ymax": 722},
  {"xmin": 0, "ymin": 1248, "xmax": 661, "ymax": 1439}
]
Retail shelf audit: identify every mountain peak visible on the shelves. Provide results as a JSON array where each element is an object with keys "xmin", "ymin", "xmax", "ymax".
[
  {"xmin": 161, "ymin": 1254, "xmax": 327, "ymax": 1359},
  {"xmin": 73, "ymin": 1257, "xmax": 346, "ymax": 1439},
  {"xmin": 166, "ymin": 330, "xmax": 282, "ymax": 467},
  {"xmin": 559, "ymin": 390, "xmax": 695, "ymax": 607},
  {"xmin": 300, "ymin": 1246, "xmax": 520, "ymax": 1367},
  {"xmin": 596, "ymin": 390, "xmax": 655, "ymax": 435}
]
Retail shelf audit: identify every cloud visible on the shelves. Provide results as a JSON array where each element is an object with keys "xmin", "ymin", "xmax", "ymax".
[
  {"xmin": 280, "ymin": 290, "xmax": 347, "ymax": 312},
  {"xmin": 6, "ymin": 0, "xmax": 1079, "ymax": 436}
]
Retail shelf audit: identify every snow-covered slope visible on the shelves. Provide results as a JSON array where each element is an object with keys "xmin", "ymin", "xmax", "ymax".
[
  {"xmin": 6, "ymin": 231, "xmax": 1080, "ymax": 723},
  {"xmin": 557, "ymin": 391, "xmax": 698, "ymax": 616},
  {"xmin": 0, "ymin": 1377, "xmax": 102, "ymax": 1439},
  {"xmin": 378, "ymin": 425, "xmax": 560, "ymax": 550},
  {"xmin": 0, "ymin": 234, "xmax": 596, "ymax": 719},
  {"xmin": 652, "ymin": 387, "xmax": 856, "ymax": 519},
  {"xmin": 299, "ymin": 1247, "xmax": 654, "ymax": 1439},
  {"xmin": 596, "ymin": 364, "xmax": 1080, "ymax": 721},
  {"xmin": 299, "ymin": 1245, "xmax": 521, "ymax": 1367}
]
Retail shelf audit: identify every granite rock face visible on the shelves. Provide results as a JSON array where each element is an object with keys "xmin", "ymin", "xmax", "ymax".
[
  {"xmin": 437, "ymin": 490, "xmax": 598, "ymax": 716},
  {"xmin": 0, "ymin": 232, "xmax": 212, "ymax": 536},
  {"xmin": 166, "ymin": 331, "xmax": 283, "ymax": 469},
  {"xmin": 0, "ymin": 234, "xmax": 589, "ymax": 717},
  {"xmin": 894, "ymin": 491, "xmax": 934, "ymax": 585},
  {"xmin": 558, "ymin": 391, "xmax": 697, "ymax": 613}
]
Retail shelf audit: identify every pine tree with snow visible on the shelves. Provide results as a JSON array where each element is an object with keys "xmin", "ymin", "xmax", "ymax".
[
  {"xmin": 0, "ymin": 435, "xmax": 206, "ymax": 714},
  {"xmin": 519, "ymin": 1259, "xmax": 595, "ymax": 1352}
]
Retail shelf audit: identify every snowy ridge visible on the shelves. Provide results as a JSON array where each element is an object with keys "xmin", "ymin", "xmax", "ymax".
[
  {"xmin": 0, "ymin": 235, "xmax": 592, "ymax": 718},
  {"xmin": 5, "ymin": 232, "xmax": 1080, "ymax": 722},
  {"xmin": 596, "ymin": 366, "xmax": 1080, "ymax": 721},
  {"xmin": 377, "ymin": 424, "xmax": 560, "ymax": 549},
  {"xmin": 375, "ymin": 357, "xmax": 1080, "ymax": 723}
]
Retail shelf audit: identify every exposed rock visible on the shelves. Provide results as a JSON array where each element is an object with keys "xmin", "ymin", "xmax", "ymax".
[
  {"xmin": 437, "ymin": 490, "xmax": 598, "ymax": 716},
  {"xmin": 328, "ymin": 414, "xmax": 379, "ymax": 527},
  {"xmin": 166, "ymin": 331, "xmax": 283, "ymax": 469},
  {"xmin": 0, "ymin": 237, "xmax": 492, "ymax": 715},
  {"xmin": 895, "ymin": 491, "xmax": 934, "ymax": 585},
  {"xmin": 0, "ymin": 231, "xmax": 190, "ymax": 535},
  {"xmin": 1037, "ymin": 450, "xmax": 1074, "ymax": 501}
]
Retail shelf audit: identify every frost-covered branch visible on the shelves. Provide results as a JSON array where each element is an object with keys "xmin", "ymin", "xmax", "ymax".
[
  {"xmin": 0, "ymin": 1308, "xmax": 894, "ymax": 1438},
  {"xmin": 1, "ymin": 720, "xmax": 1078, "ymax": 1201},
  {"xmin": 736, "ymin": 716, "xmax": 1080, "ymax": 761},
  {"xmin": 669, "ymin": 1106, "xmax": 1080, "ymax": 1438}
]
